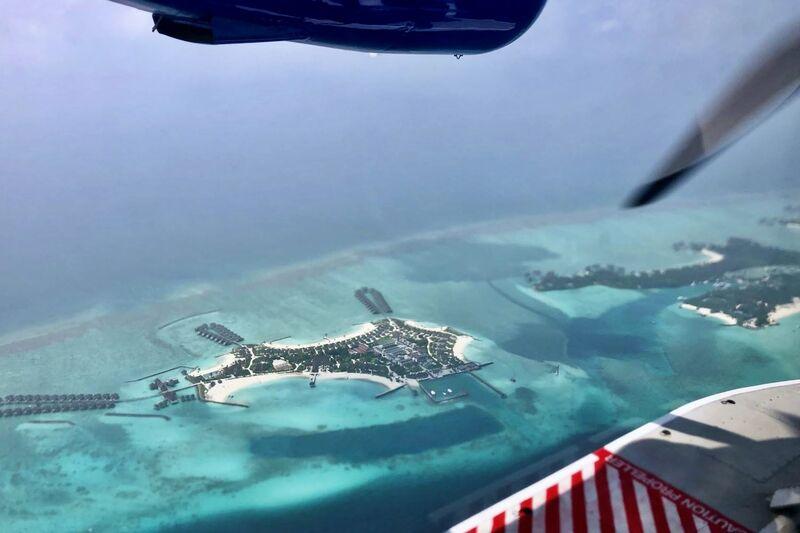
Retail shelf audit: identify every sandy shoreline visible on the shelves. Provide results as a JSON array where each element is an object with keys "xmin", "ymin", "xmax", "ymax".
[
  {"xmin": 262, "ymin": 322, "xmax": 376, "ymax": 350},
  {"xmin": 315, "ymin": 372, "xmax": 397, "ymax": 389},
  {"xmin": 197, "ymin": 319, "xmax": 469, "ymax": 402},
  {"xmin": 404, "ymin": 320, "xmax": 473, "ymax": 362},
  {"xmin": 452, "ymin": 336, "xmax": 473, "ymax": 362},
  {"xmin": 768, "ymin": 298, "xmax": 800, "ymax": 324},
  {"xmin": 679, "ymin": 303, "xmax": 737, "ymax": 325},
  {"xmin": 681, "ymin": 297, "xmax": 800, "ymax": 327},
  {"xmin": 203, "ymin": 371, "xmax": 397, "ymax": 402}
]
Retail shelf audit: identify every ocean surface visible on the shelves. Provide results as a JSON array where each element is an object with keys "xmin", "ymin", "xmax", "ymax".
[{"xmin": 1, "ymin": 194, "xmax": 799, "ymax": 532}]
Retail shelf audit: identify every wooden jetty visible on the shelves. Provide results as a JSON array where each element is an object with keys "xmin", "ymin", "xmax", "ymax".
[
  {"xmin": 105, "ymin": 412, "xmax": 171, "ymax": 421},
  {"xmin": 200, "ymin": 399, "xmax": 249, "ymax": 408},
  {"xmin": 26, "ymin": 420, "xmax": 75, "ymax": 426},
  {"xmin": 469, "ymin": 371, "xmax": 507, "ymax": 399},
  {"xmin": 156, "ymin": 309, "xmax": 220, "ymax": 330},
  {"xmin": 116, "ymin": 385, "xmax": 196, "ymax": 403},
  {"xmin": 126, "ymin": 366, "xmax": 196, "ymax": 383},
  {"xmin": 375, "ymin": 383, "xmax": 407, "ymax": 399}
]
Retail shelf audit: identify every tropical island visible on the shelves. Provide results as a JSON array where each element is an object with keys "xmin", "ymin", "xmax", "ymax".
[
  {"xmin": 759, "ymin": 204, "xmax": 800, "ymax": 230},
  {"xmin": 759, "ymin": 217, "xmax": 800, "ymax": 230},
  {"xmin": 188, "ymin": 318, "xmax": 479, "ymax": 401},
  {"xmin": 525, "ymin": 237, "xmax": 800, "ymax": 328},
  {"xmin": 681, "ymin": 269, "xmax": 800, "ymax": 328}
]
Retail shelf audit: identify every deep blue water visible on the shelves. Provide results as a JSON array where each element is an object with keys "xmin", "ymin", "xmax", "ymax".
[
  {"xmin": 172, "ymin": 427, "xmax": 605, "ymax": 533},
  {"xmin": 250, "ymin": 405, "xmax": 502, "ymax": 462}
]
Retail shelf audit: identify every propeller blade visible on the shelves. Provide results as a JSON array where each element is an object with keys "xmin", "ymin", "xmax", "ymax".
[{"xmin": 626, "ymin": 22, "xmax": 800, "ymax": 208}]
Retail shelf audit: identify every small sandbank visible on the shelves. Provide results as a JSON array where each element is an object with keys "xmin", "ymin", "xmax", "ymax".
[{"xmin": 700, "ymin": 248, "xmax": 724, "ymax": 264}]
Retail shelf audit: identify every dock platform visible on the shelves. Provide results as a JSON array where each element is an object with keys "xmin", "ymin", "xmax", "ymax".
[{"xmin": 418, "ymin": 380, "xmax": 470, "ymax": 404}]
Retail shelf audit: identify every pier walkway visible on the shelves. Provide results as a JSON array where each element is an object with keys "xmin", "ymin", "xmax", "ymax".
[
  {"xmin": 105, "ymin": 412, "xmax": 171, "ymax": 421},
  {"xmin": 375, "ymin": 383, "xmax": 406, "ymax": 399},
  {"xmin": 468, "ymin": 371, "xmax": 507, "ymax": 399},
  {"xmin": 117, "ymin": 385, "xmax": 196, "ymax": 403},
  {"xmin": 200, "ymin": 399, "xmax": 249, "ymax": 408},
  {"xmin": 126, "ymin": 366, "xmax": 196, "ymax": 383}
]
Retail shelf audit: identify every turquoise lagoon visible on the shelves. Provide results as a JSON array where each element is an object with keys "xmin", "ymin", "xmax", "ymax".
[{"xmin": 0, "ymin": 195, "xmax": 799, "ymax": 532}]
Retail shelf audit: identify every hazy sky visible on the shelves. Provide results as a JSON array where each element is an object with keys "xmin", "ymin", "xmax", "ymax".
[
  {"xmin": 1, "ymin": 1, "xmax": 799, "ymax": 329},
  {"xmin": 2, "ymin": 1, "xmax": 798, "ymax": 218}
]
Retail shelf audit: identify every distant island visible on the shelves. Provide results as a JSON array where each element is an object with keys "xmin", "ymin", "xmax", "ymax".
[
  {"xmin": 525, "ymin": 237, "xmax": 800, "ymax": 328},
  {"xmin": 759, "ymin": 204, "xmax": 800, "ymax": 231},
  {"xmin": 681, "ymin": 270, "xmax": 800, "ymax": 328},
  {"xmin": 189, "ymin": 318, "xmax": 478, "ymax": 401}
]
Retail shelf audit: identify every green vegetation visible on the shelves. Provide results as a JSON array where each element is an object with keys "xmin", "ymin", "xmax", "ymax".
[
  {"xmin": 191, "ymin": 318, "xmax": 478, "ymax": 384},
  {"xmin": 525, "ymin": 237, "xmax": 800, "ymax": 328},
  {"xmin": 684, "ymin": 271, "xmax": 800, "ymax": 327},
  {"xmin": 528, "ymin": 238, "xmax": 800, "ymax": 291}
]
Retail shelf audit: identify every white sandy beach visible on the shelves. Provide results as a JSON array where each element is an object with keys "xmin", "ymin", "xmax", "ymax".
[
  {"xmin": 203, "ymin": 371, "xmax": 397, "ymax": 402},
  {"xmin": 196, "ymin": 319, "xmax": 471, "ymax": 402},
  {"xmin": 202, "ymin": 373, "xmax": 303, "ymax": 401},
  {"xmin": 191, "ymin": 323, "xmax": 380, "ymax": 383},
  {"xmin": 405, "ymin": 320, "xmax": 473, "ymax": 362},
  {"xmin": 404, "ymin": 320, "xmax": 447, "ymax": 333},
  {"xmin": 187, "ymin": 352, "xmax": 238, "ymax": 381},
  {"xmin": 452, "ymin": 335, "xmax": 473, "ymax": 362},
  {"xmin": 314, "ymin": 372, "xmax": 397, "ymax": 389},
  {"xmin": 768, "ymin": 297, "xmax": 800, "ymax": 324},
  {"xmin": 679, "ymin": 303, "xmax": 737, "ymax": 325},
  {"xmin": 262, "ymin": 322, "xmax": 376, "ymax": 350}
]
